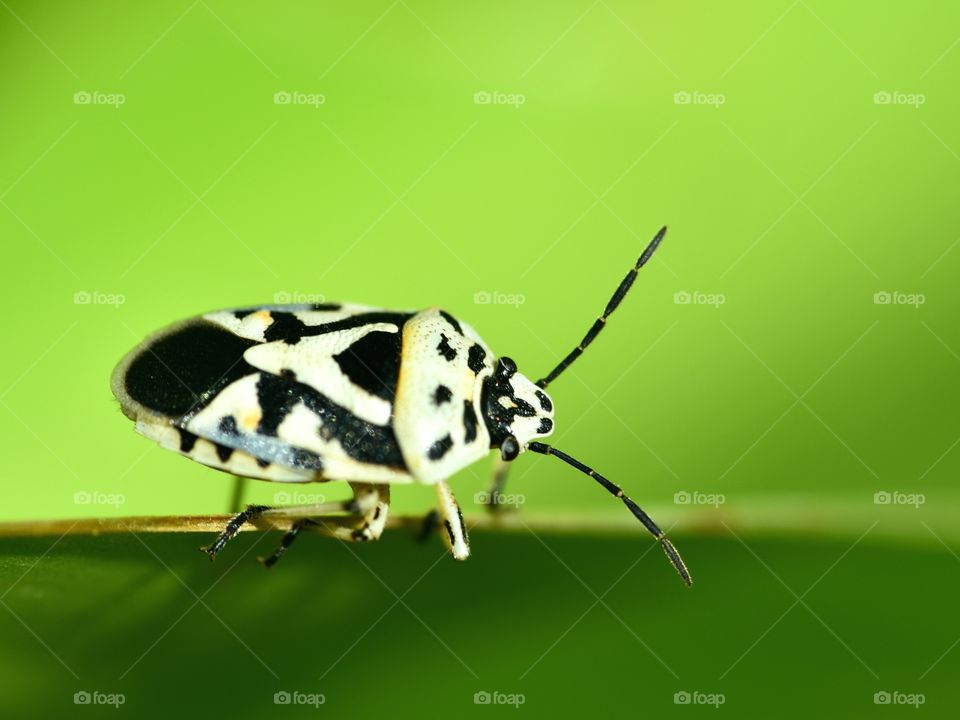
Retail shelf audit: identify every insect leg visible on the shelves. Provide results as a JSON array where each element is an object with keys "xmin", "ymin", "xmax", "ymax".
[
  {"xmin": 484, "ymin": 456, "xmax": 512, "ymax": 513},
  {"xmin": 259, "ymin": 518, "xmax": 318, "ymax": 568},
  {"xmin": 348, "ymin": 483, "xmax": 391, "ymax": 542},
  {"xmin": 201, "ymin": 504, "xmax": 270, "ymax": 559},
  {"xmin": 415, "ymin": 509, "xmax": 440, "ymax": 542},
  {"xmin": 435, "ymin": 481, "xmax": 470, "ymax": 561},
  {"xmin": 201, "ymin": 497, "xmax": 360, "ymax": 561}
]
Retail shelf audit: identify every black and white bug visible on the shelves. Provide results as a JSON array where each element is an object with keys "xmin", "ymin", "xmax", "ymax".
[{"xmin": 111, "ymin": 226, "xmax": 691, "ymax": 585}]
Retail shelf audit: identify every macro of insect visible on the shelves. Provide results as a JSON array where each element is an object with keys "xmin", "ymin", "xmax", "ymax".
[{"xmin": 111, "ymin": 226, "xmax": 691, "ymax": 585}]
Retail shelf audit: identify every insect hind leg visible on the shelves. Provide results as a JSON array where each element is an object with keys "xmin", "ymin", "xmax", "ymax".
[
  {"xmin": 201, "ymin": 496, "xmax": 359, "ymax": 562},
  {"xmin": 347, "ymin": 483, "xmax": 390, "ymax": 543}
]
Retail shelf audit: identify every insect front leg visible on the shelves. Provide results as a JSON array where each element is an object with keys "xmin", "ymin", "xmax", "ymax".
[{"xmin": 435, "ymin": 481, "xmax": 470, "ymax": 561}]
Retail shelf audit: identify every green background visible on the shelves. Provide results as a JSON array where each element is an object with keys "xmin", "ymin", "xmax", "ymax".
[{"xmin": 1, "ymin": 0, "xmax": 959, "ymax": 717}]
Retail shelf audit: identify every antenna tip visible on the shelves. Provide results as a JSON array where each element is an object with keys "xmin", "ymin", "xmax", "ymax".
[{"xmin": 660, "ymin": 537, "xmax": 692, "ymax": 587}]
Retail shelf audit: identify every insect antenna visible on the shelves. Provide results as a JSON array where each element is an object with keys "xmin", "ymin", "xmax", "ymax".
[
  {"xmin": 527, "ymin": 441, "xmax": 691, "ymax": 586},
  {"xmin": 536, "ymin": 225, "xmax": 667, "ymax": 389}
]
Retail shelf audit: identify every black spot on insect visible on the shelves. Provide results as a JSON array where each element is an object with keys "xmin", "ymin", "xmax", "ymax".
[
  {"xmin": 467, "ymin": 344, "xmax": 486, "ymax": 373},
  {"xmin": 436, "ymin": 333, "xmax": 457, "ymax": 361},
  {"xmin": 263, "ymin": 312, "xmax": 310, "ymax": 344},
  {"xmin": 428, "ymin": 434, "xmax": 454, "ymax": 460},
  {"xmin": 233, "ymin": 309, "xmax": 257, "ymax": 320},
  {"xmin": 308, "ymin": 303, "xmax": 342, "ymax": 311},
  {"xmin": 439, "ymin": 310, "xmax": 462, "ymax": 335},
  {"xmin": 280, "ymin": 368, "xmax": 296, "ymax": 380},
  {"xmin": 289, "ymin": 447, "xmax": 324, "ymax": 471},
  {"xmin": 463, "ymin": 400, "xmax": 478, "ymax": 443},
  {"xmin": 537, "ymin": 417, "xmax": 554, "ymax": 434},
  {"xmin": 373, "ymin": 506, "xmax": 382, "ymax": 521},
  {"xmin": 443, "ymin": 520, "xmax": 456, "ymax": 546},
  {"xmin": 218, "ymin": 416, "xmax": 239, "ymax": 436},
  {"xmin": 433, "ymin": 384, "xmax": 453, "ymax": 405},
  {"xmin": 535, "ymin": 390, "xmax": 553, "ymax": 413},
  {"xmin": 255, "ymin": 457, "xmax": 270, "ymax": 468},
  {"xmin": 264, "ymin": 311, "xmax": 412, "ymax": 344},
  {"xmin": 178, "ymin": 429, "xmax": 198, "ymax": 453},
  {"xmin": 123, "ymin": 321, "xmax": 257, "ymax": 418},
  {"xmin": 215, "ymin": 443, "xmax": 234, "ymax": 463},
  {"xmin": 333, "ymin": 330, "xmax": 401, "ymax": 402},
  {"xmin": 256, "ymin": 373, "xmax": 404, "ymax": 470}
]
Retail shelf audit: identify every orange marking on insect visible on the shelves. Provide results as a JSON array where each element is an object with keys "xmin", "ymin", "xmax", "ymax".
[{"xmin": 241, "ymin": 408, "xmax": 262, "ymax": 431}]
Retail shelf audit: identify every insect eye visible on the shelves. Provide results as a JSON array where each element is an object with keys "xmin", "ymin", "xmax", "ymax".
[
  {"xmin": 496, "ymin": 357, "xmax": 517, "ymax": 379},
  {"xmin": 500, "ymin": 435, "xmax": 520, "ymax": 462}
]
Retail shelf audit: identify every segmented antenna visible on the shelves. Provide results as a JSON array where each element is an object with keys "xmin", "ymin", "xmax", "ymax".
[
  {"xmin": 537, "ymin": 226, "xmax": 667, "ymax": 389},
  {"xmin": 527, "ymin": 441, "xmax": 691, "ymax": 586}
]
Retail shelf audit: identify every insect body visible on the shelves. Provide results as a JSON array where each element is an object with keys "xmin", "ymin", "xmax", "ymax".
[{"xmin": 111, "ymin": 227, "xmax": 690, "ymax": 585}]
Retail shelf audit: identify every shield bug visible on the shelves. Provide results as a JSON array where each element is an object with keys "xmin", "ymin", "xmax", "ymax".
[{"xmin": 111, "ymin": 226, "xmax": 690, "ymax": 584}]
